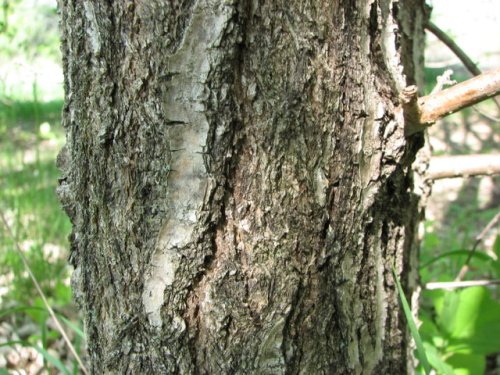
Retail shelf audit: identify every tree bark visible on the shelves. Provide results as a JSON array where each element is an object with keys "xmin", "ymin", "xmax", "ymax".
[{"xmin": 58, "ymin": 0, "xmax": 427, "ymax": 373}]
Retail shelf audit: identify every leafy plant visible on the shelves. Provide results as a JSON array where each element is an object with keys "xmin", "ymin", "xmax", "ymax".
[
  {"xmin": 419, "ymin": 286, "xmax": 500, "ymax": 374},
  {"xmin": 419, "ymin": 227, "xmax": 500, "ymax": 374}
]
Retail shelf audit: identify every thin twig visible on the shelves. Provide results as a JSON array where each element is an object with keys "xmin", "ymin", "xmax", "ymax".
[
  {"xmin": 400, "ymin": 85, "xmax": 422, "ymax": 136},
  {"xmin": 426, "ymin": 279, "xmax": 500, "ymax": 290},
  {"xmin": 472, "ymin": 106, "xmax": 500, "ymax": 122},
  {"xmin": 0, "ymin": 210, "xmax": 89, "ymax": 375},
  {"xmin": 430, "ymin": 69, "xmax": 456, "ymax": 95},
  {"xmin": 455, "ymin": 213, "xmax": 500, "ymax": 282},
  {"xmin": 425, "ymin": 21, "xmax": 500, "ymax": 112}
]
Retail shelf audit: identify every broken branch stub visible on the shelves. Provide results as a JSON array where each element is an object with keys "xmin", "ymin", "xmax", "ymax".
[
  {"xmin": 419, "ymin": 68, "xmax": 500, "ymax": 123},
  {"xmin": 402, "ymin": 68, "xmax": 500, "ymax": 136}
]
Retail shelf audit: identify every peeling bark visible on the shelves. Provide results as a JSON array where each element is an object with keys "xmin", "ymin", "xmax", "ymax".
[{"xmin": 58, "ymin": 0, "xmax": 427, "ymax": 373}]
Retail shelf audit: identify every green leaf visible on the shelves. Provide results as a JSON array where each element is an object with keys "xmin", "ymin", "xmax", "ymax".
[
  {"xmin": 439, "ymin": 287, "xmax": 500, "ymax": 355},
  {"xmin": 392, "ymin": 267, "xmax": 432, "ymax": 374},
  {"xmin": 424, "ymin": 289, "xmax": 446, "ymax": 318},
  {"xmin": 26, "ymin": 298, "xmax": 48, "ymax": 325},
  {"xmin": 54, "ymin": 280, "xmax": 72, "ymax": 305},
  {"xmin": 419, "ymin": 311, "xmax": 439, "ymax": 340},
  {"xmin": 423, "ymin": 342, "xmax": 455, "ymax": 375},
  {"xmin": 447, "ymin": 353, "xmax": 485, "ymax": 375},
  {"xmin": 438, "ymin": 291, "xmax": 461, "ymax": 334},
  {"xmin": 493, "ymin": 234, "xmax": 500, "ymax": 258},
  {"xmin": 419, "ymin": 312, "xmax": 448, "ymax": 350}
]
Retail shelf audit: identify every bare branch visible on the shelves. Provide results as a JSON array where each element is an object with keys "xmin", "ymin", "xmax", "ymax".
[
  {"xmin": 403, "ymin": 69, "xmax": 500, "ymax": 135},
  {"xmin": 425, "ymin": 279, "xmax": 500, "ymax": 290},
  {"xmin": 419, "ymin": 68, "xmax": 500, "ymax": 123},
  {"xmin": 425, "ymin": 21, "xmax": 500, "ymax": 111},
  {"xmin": 403, "ymin": 21, "xmax": 500, "ymax": 135},
  {"xmin": 426, "ymin": 21, "xmax": 481, "ymax": 76},
  {"xmin": 455, "ymin": 213, "xmax": 500, "ymax": 282},
  {"xmin": 427, "ymin": 154, "xmax": 500, "ymax": 180}
]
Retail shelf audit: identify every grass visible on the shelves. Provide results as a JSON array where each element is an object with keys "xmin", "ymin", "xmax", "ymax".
[
  {"xmin": 0, "ymin": 96, "xmax": 82, "ymax": 373},
  {"xmin": 0, "ymin": 100, "xmax": 70, "ymax": 264}
]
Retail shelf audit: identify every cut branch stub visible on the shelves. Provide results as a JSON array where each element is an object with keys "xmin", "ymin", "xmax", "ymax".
[
  {"xmin": 400, "ymin": 85, "xmax": 422, "ymax": 136},
  {"xmin": 419, "ymin": 68, "xmax": 500, "ymax": 123},
  {"xmin": 402, "ymin": 68, "xmax": 500, "ymax": 136}
]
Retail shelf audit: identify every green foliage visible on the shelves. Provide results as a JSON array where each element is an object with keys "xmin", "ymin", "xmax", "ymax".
[
  {"xmin": 0, "ymin": 2, "xmax": 83, "ymax": 373},
  {"xmin": 0, "ymin": 94, "xmax": 82, "ymax": 372},
  {"xmin": 419, "ymin": 217, "xmax": 500, "ymax": 374},
  {"xmin": 0, "ymin": 305, "xmax": 85, "ymax": 340},
  {"xmin": 0, "ymin": 105, "xmax": 87, "ymax": 371},
  {"xmin": 0, "ymin": 0, "xmax": 60, "ymax": 60},
  {"xmin": 0, "ymin": 0, "xmax": 62, "ymax": 101},
  {"xmin": 420, "ymin": 208, "xmax": 499, "ymax": 283},
  {"xmin": 423, "ymin": 342, "xmax": 455, "ymax": 375},
  {"xmin": 2, "ymin": 243, "xmax": 70, "ymax": 304},
  {"xmin": 419, "ymin": 286, "xmax": 500, "ymax": 374},
  {"xmin": 0, "ymin": 99, "xmax": 63, "ymax": 131},
  {"xmin": 0, "ymin": 49, "xmax": 87, "ymax": 371},
  {"xmin": 0, "ymin": 150, "xmax": 71, "ymax": 302}
]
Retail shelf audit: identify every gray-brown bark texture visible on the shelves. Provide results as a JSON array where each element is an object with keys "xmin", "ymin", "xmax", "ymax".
[{"xmin": 58, "ymin": 0, "xmax": 427, "ymax": 373}]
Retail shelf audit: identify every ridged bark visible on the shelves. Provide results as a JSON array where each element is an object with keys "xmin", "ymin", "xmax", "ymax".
[{"xmin": 58, "ymin": 0, "xmax": 427, "ymax": 373}]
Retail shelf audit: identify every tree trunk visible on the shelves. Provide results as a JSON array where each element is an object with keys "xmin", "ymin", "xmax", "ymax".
[{"xmin": 58, "ymin": 0, "xmax": 427, "ymax": 373}]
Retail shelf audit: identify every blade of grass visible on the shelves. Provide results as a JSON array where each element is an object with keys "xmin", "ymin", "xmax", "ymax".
[
  {"xmin": 0, "ymin": 210, "xmax": 89, "ymax": 375},
  {"xmin": 392, "ymin": 266, "xmax": 432, "ymax": 375},
  {"xmin": 59, "ymin": 315, "xmax": 85, "ymax": 339},
  {"xmin": 72, "ymin": 335, "xmax": 82, "ymax": 375},
  {"xmin": 41, "ymin": 321, "xmax": 48, "ymax": 368}
]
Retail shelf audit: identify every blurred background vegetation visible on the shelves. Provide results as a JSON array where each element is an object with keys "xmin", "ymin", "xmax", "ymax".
[
  {"xmin": 420, "ymin": 2, "xmax": 500, "ymax": 374},
  {"xmin": 0, "ymin": 0, "xmax": 498, "ymax": 374},
  {"xmin": 0, "ymin": 0, "xmax": 78, "ymax": 373}
]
